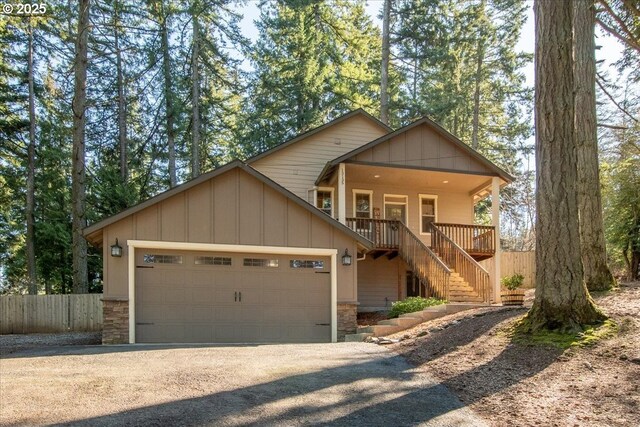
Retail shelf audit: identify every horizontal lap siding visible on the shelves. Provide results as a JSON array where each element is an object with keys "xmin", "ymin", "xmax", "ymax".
[{"xmin": 251, "ymin": 115, "xmax": 387, "ymax": 200}]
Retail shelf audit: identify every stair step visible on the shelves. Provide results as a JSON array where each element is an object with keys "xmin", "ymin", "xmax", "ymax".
[
  {"xmin": 378, "ymin": 317, "xmax": 422, "ymax": 328},
  {"xmin": 344, "ymin": 333, "xmax": 374, "ymax": 342},
  {"xmin": 357, "ymin": 324, "xmax": 402, "ymax": 335},
  {"xmin": 449, "ymin": 289, "xmax": 480, "ymax": 295},
  {"xmin": 449, "ymin": 297, "xmax": 484, "ymax": 303},
  {"xmin": 449, "ymin": 284, "xmax": 473, "ymax": 289}
]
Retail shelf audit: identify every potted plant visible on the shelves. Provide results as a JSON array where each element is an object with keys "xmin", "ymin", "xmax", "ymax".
[{"xmin": 500, "ymin": 273, "xmax": 525, "ymax": 306}]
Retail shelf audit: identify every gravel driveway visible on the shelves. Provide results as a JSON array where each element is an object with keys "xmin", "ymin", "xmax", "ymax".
[{"xmin": 0, "ymin": 340, "xmax": 487, "ymax": 426}]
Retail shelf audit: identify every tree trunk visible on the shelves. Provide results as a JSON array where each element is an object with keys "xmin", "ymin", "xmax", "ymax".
[
  {"xmin": 72, "ymin": 0, "xmax": 90, "ymax": 294},
  {"xmin": 471, "ymin": 0, "xmax": 486, "ymax": 150},
  {"xmin": 412, "ymin": 40, "xmax": 418, "ymax": 116},
  {"xmin": 191, "ymin": 10, "xmax": 200, "ymax": 179},
  {"xmin": 574, "ymin": 0, "xmax": 615, "ymax": 291},
  {"xmin": 525, "ymin": 0, "xmax": 605, "ymax": 332},
  {"xmin": 26, "ymin": 22, "xmax": 37, "ymax": 295},
  {"xmin": 380, "ymin": 0, "xmax": 391, "ymax": 125},
  {"xmin": 115, "ymin": 0, "xmax": 127, "ymax": 183},
  {"xmin": 160, "ymin": 2, "xmax": 176, "ymax": 188}
]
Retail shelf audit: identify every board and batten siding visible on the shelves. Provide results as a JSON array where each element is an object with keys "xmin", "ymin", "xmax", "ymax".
[
  {"xmin": 357, "ymin": 257, "xmax": 409, "ymax": 310},
  {"xmin": 351, "ymin": 122, "xmax": 494, "ymax": 175},
  {"xmin": 101, "ymin": 168, "xmax": 359, "ymax": 303},
  {"xmin": 250, "ymin": 115, "xmax": 388, "ymax": 201}
]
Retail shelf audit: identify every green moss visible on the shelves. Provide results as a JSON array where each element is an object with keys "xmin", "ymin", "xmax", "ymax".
[{"xmin": 509, "ymin": 319, "xmax": 618, "ymax": 349}]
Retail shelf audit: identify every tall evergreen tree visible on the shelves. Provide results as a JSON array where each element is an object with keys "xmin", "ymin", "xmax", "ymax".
[
  {"xmin": 574, "ymin": 0, "xmax": 616, "ymax": 291},
  {"xmin": 524, "ymin": 0, "xmax": 605, "ymax": 332},
  {"xmin": 392, "ymin": 0, "xmax": 532, "ymax": 165},
  {"xmin": 242, "ymin": 0, "xmax": 382, "ymax": 152},
  {"xmin": 71, "ymin": 0, "xmax": 90, "ymax": 294},
  {"xmin": 185, "ymin": 0, "xmax": 246, "ymax": 175}
]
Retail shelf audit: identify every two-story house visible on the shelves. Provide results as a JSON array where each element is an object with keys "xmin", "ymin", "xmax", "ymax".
[{"xmin": 85, "ymin": 109, "xmax": 512, "ymax": 344}]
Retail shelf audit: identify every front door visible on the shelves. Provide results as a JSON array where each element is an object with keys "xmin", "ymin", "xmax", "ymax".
[
  {"xmin": 383, "ymin": 201, "xmax": 406, "ymax": 247},
  {"xmin": 384, "ymin": 205, "xmax": 406, "ymax": 223}
]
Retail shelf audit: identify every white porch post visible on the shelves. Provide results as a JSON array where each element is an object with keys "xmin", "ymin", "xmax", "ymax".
[
  {"xmin": 492, "ymin": 177, "xmax": 501, "ymax": 304},
  {"xmin": 338, "ymin": 163, "xmax": 346, "ymax": 224}
]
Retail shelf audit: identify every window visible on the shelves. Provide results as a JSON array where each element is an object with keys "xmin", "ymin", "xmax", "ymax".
[
  {"xmin": 353, "ymin": 190, "xmax": 372, "ymax": 218},
  {"xmin": 419, "ymin": 195, "xmax": 438, "ymax": 234},
  {"xmin": 143, "ymin": 254, "xmax": 183, "ymax": 264},
  {"xmin": 290, "ymin": 259, "xmax": 325, "ymax": 269},
  {"xmin": 316, "ymin": 188, "xmax": 333, "ymax": 216},
  {"xmin": 195, "ymin": 256, "xmax": 232, "ymax": 266},
  {"xmin": 384, "ymin": 194, "xmax": 408, "ymax": 224},
  {"xmin": 243, "ymin": 258, "xmax": 279, "ymax": 268}
]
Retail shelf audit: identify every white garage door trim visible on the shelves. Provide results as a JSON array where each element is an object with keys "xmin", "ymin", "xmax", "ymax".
[{"xmin": 126, "ymin": 240, "xmax": 338, "ymax": 344}]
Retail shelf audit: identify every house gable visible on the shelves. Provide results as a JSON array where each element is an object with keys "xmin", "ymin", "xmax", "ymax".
[
  {"xmin": 317, "ymin": 117, "xmax": 514, "ymax": 184},
  {"xmin": 83, "ymin": 161, "xmax": 372, "ymax": 250},
  {"xmin": 249, "ymin": 110, "xmax": 391, "ymax": 200}
]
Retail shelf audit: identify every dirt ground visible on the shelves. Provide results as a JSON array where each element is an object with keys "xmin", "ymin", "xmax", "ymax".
[{"xmin": 389, "ymin": 282, "xmax": 640, "ymax": 427}]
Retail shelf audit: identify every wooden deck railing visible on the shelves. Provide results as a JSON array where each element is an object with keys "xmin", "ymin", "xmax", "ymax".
[
  {"xmin": 398, "ymin": 222, "xmax": 451, "ymax": 300},
  {"xmin": 345, "ymin": 218, "xmax": 400, "ymax": 249},
  {"xmin": 430, "ymin": 223, "xmax": 491, "ymax": 302},
  {"xmin": 433, "ymin": 223, "xmax": 495, "ymax": 256}
]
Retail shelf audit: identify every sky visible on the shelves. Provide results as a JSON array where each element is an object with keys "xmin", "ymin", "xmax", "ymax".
[{"xmin": 238, "ymin": 0, "xmax": 625, "ymax": 88}]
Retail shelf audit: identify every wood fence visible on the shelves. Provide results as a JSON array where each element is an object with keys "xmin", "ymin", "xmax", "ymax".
[
  {"xmin": 480, "ymin": 251, "xmax": 536, "ymax": 288},
  {"xmin": 0, "ymin": 294, "xmax": 103, "ymax": 334}
]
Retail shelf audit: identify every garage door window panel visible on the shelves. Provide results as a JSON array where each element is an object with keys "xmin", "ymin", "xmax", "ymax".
[
  {"xmin": 143, "ymin": 254, "xmax": 183, "ymax": 264},
  {"xmin": 289, "ymin": 259, "xmax": 325, "ymax": 269},
  {"xmin": 195, "ymin": 256, "xmax": 232, "ymax": 266},
  {"xmin": 243, "ymin": 258, "xmax": 279, "ymax": 267}
]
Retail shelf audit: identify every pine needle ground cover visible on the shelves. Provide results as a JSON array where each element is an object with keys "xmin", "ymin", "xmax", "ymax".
[{"xmin": 387, "ymin": 284, "xmax": 640, "ymax": 427}]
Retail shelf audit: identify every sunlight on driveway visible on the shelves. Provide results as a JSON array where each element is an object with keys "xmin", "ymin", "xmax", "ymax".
[{"xmin": 0, "ymin": 343, "xmax": 487, "ymax": 426}]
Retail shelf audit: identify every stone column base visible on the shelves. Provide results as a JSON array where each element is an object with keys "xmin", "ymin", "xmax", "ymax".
[
  {"xmin": 337, "ymin": 303, "xmax": 358, "ymax": 341},
  {"xmin": 102, "ymin": 299, "xmax": 129, "ymax": 344}
]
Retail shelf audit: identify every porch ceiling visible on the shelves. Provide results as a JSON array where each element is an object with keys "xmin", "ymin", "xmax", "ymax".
[{"xmin": 343, "ymin": 163, "xmax": 504, "ymax": 199}]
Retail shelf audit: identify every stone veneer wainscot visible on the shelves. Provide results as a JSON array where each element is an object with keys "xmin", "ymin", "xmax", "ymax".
[{"xmin": 102, "ymin": 298, "xmax": 128, "ymax": 344}]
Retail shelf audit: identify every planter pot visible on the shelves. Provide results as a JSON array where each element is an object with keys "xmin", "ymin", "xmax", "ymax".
[{"xmin": 501, "ymin": 289, "xmax": 525, "ymax": 306}]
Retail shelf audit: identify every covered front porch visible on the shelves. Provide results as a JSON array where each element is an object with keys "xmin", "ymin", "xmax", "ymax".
[{"xmin": 322, "ymin": 162, "xmax": 506, "ymax": 307}]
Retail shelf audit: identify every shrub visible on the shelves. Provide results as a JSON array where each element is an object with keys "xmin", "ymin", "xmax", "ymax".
[
  {"xmin": 501, "ymin": 273, "xmax": 525, "ymax": 290},
  {"xmin": 388, "ymin": 297, "xmax": 446, "ymax": 318}
]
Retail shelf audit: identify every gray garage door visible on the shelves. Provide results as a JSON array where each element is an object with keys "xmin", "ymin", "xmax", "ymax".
[{"xmin": 135, "ymin": 250, "xmax": 331, "ymax": 343}]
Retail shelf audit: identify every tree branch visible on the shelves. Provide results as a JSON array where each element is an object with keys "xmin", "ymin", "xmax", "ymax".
[
  {"xmin": 595, "ymin": 12, "xmax": 640, "ymax": 53},
  {"xmin": 621, "ymin": 0, "xmax": 640, "ymax": 18},
  {"xmin": 596, "ymin": 76, "xmax": 640, "ymax": 123},
  {"xmin": 597, "ymin": 123, "xmax": 629, "ymax": 129}
]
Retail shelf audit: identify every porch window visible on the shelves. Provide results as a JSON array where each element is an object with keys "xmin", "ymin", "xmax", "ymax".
[
  {"xmin": 419, "ymin": 195, "xmax": 438, "ymax": 234},
  {"xmin": 316, "ymin": 188, "xmax": 333, "ymax": 216},
  {"xmin": 354, "ymin": 191, "xmax": 372, "ymax": 218}
]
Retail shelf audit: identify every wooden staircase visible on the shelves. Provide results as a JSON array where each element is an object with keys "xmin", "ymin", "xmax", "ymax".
[
  {"xmin": 448, "ymin": 271, "xmax": 484, "ymax": 303},
  {"xmin": 346, "ymin": 218, "xmax": 492, "ymax": 303}
]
